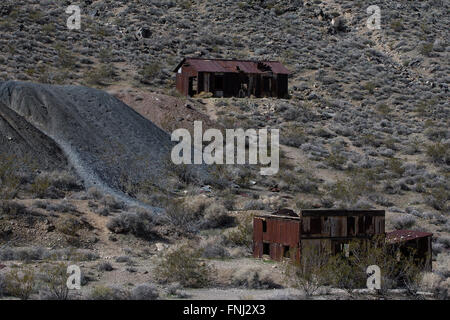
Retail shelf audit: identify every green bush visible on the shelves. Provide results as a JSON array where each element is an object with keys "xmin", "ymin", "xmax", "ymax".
[
  {"xmin": 31, "ymin": 175, "xmax": 50, "ymax": 198},
  {"xmin": 155, "ymin": 244, "xmax": 214, "ymax": 288},
  {"xmin": 139, "ymin": 63, "xmax": 161, "ymax": 84},
  {"xmin": 5, "ymin": 268, "xmax": 36, "ymax": 300},
  {"xmin": 89, "ymin": 285, "xmax": 130, "ymax": 300},
  {"xmin": 0, "ymin": 155, "xmax": 20, "ymax": 199},
  {"xmin": 226, "ymin": 214, "xmax": 253, "ymax": 249},
  {"xmin": 38, "ymin": 263, "xmax": 70, "ymax": 300},
  {"xmin": 426, "ymin": 143, "xmax": 449, "ymax": 164},
  {"xmin": 420, "ymin": 43, "xmax": 433, "ymax": 57},
  {"xmin": 326, "ymin": 236, "xmax": 424, "ymax": 294},
  {"xmin": 284, "ymin": 244, "xmax": 330, "ymax": 296}
]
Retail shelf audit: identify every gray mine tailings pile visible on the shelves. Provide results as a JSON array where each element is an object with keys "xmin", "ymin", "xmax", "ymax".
[{"xmin": 0, "ymin": 81, "xmax": 175, "ymax": 203}]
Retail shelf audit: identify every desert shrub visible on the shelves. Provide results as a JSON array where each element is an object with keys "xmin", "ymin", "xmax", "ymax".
[
  {"xmin": 94, "ymin": 206, "xmax": 109, "ymax": 216},
  {"xmin": 0, "ymin": 154, "xmax": 20, "ymax": 199},
  {"xmin": 376, "ymin": 103, "xmax": 391, "ymax": 115},
  {"xmin": 226, "ymin": 214, "xmax": 253, "ymax": 249},
  {"xmin": 85, "ymin": 64, "xmax": 116, "ymax": 86},
  {"xmin": 280, "ymin": 125, "xmax": 306, "ymax": 147},
  {"xmin": 107, "ymin": 209, "xmax": 158, "ymax": 240},
  {"xmin": 391, "ymin": 214, "xmax": 417, "ymax": 230},
  {"xmin": 242, "ymin": 199, "xmax": 266, "ymax": 210},
  {"xmin": 201, "ymin": 203, "xmax": 233, "ymax": 229},
  {"xmin": 0, "ymin": 247, "xmax": 98, "ymax": 262},
  {"xmin": 284, "ymin": 244, "xmax": 330, "ymax": 296},
  {"xmin": 329, "ymin": 169, "xmax": 376, "ymax": 208},
  {"xmin": 425, "ymin": 187, "xmax": 449, "ymax": 212},
  {"xmin": 222, "ymin": 194, "xmax": 236, "ymax": 211},
  {"xmin": 166, "ymin": 198, "xmax": 208, "ymax": 232},
  {"xmin": 363, "ymin": 82, "xmax": 376, "ymax": 94},
  {"xmin": 87, "ymin": 187, "xmax": 103, "ymax": 200},
  {"xmin": 139, "ymin": 62, "xmax": 161, "ymax": 84},
  {"xmin": 38, "ymin": 263, "xmax": 70, "ymax": 300},
  {"xmin": 89, "ymin": 285, "xmax": 130, "ymax": 300},
  {"xmin": 0, "ymin": 246, "xmax": 46, "ymax": 262},
  {"xmin": 155, "ymin": 244, "xmax": 214, "ymax": 288},
  {"xmin": 97, "ymin": 262, "xmax": 113, "ymax": 272},
  {"xmin": 0, "ymin": 273, "xmax": 5, "ymax": 297},
  {"xmin": 4, "ymin": 267, "xmax": 36, "ymax": 300},
  {"xmin": 100, "ymin": 195, "xmax": 126, "ymax": 213},
  {"xmin": 390, "ymin": 19, "xmax": 404, "ymax": 32},
  {"xmin": 424, "ymin": 127, "xmax": 448, "ymax": 141},
  {"xmin": 56, "ymin": 217, "xmax": 82, "ymax": 236},
  {"xmin": 43, "ymin": 171, "xmax": 82, "ymax": 191},
  {"xmin": 426, "ymin": 143, "xmax": 449, "ymax": 165},
  {"xmin": 30, "ymin": 175, "xmax": 51, "ymax": 198},
  {"xmin": 167, "ymin": 282, "xmax": 185, "ymax": 297},
  {"xmin": 55, "ymin": 43, "xmax": 76, "ymax": 69},
  {"xmin": 232, "ymin": 268, "xmax": 281, "ymax": 289},
  {"xmin": 115, "ymin": 256, "xmax": 133, "ymax": 264},
  {"xmin": 165, "ymin": 197, "xmax": 230, "ymax": 232},
  {"xmin": 325, "ymin": 152, "xmax": 346, "ymax": 170},
  {"xmin": 326, "ymin": 237, "xmax": 424, "ymax": 294},
  {"xmin": 420, "ymin": 42, "xmax": 433, "ymax": 56},
  {"xmin": 278, "ymin": 170, "xmax": 319, "ymax": 194},
  {"xmin": 200, "ymin": 236, "xmax": 230, "ymax": 259},
  {"xmin": 387, "ymin": 158, "xmax": 405, "ymax": 177},
  {"xmin": 0, "ymin": 201, "xmax": 28, "ymax": 216},
  {"xmin": 47, "ymin": 200, "xmax": 77, "ymax": 213},
  {"xmin": 131, "ymin": 283, "xmax": 159, "ymax": 300}
]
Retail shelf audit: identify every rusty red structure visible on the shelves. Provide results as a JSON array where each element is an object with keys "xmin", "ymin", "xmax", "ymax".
[
  {"xmin": 174, "ymin": 58, "xmax": 290, "ymax": 98},
  {"xmin": 386, "ymin": 230, "xmax": 433, "ymax": 271},
  {"xmin": 253, "ymin": 209, "xmax": 386, "ymax": 262}
]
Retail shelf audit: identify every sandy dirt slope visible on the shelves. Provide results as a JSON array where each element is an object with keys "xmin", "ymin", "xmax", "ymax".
[{"xmin": 109, "ymin": 87, "xmax": 221, "ymax": 134}]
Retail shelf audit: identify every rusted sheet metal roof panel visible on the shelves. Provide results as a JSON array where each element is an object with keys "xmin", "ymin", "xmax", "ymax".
[
  {"xmin": 175, "ymin": 58, "xmax": 290, "ymax": 74},
  {"xmin": 386, "ymin": 230, "xmax": 433, "ymax": 243},
  {"xmin": 271, "ymin": 208, "xmax": 298, "ymax": 217},
  {"xmin": 265, "ymin": 61, "xmax": 290, "ymax": 74},
  {"xmin": 300, "ymin": 209, "xmax": 385, "ymax": 217}
]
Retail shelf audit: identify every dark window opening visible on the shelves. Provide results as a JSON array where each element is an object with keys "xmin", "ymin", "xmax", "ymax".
[
  {"xmin": 365, "ymin": 216, "xmax": 373, "ymax": 233},
  {"xmin": 358, "ymin": 216, "xmax": 365, "ymax": 234},
  {"xmin": 262, "ymin": 220, "xmax": 267, "ymax": 233},
  {"xmin": 215, "ymin": 74, "xmax": 224, "ymax": 91},
  {"xmin": 283, "ymin": 245, "xmax": 290, "ymax": 258},
  {"xmin": 263, "ymin": 243, "xmax": 270, "ymax": 256},
  {"xmin": 310, "ymin": 217, "xmax": 321, "ymax": 234},
  {"xmin": 347, "ymin": 216, "xmax": 356, "ymax": 236}
]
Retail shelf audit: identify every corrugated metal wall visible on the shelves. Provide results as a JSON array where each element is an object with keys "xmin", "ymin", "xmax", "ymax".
[{"xmin": 253, "ymin": 211, "xmax": 385, "ymax": 262}]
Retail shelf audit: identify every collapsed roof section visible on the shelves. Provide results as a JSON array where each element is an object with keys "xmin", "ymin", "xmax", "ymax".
[{"xmin": 174, "ymin": 57, "xmax": 290, "ymax": 75}]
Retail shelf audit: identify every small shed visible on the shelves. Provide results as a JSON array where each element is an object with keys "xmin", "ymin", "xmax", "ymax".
[
  {"xmin": 386, "ymin": 230, "xmax": 433, "ymax": 271},
  {"xmin": 174, "ymin": 58, "xmax": 290, "ymax": 98},
  {"xmin": 253, "ymin": 209, "xmax": 386, "ymax": 262}
]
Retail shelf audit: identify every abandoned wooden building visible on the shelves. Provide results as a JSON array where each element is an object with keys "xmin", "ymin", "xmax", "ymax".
[
  {"xmin": 386, "ymin": 230, "xmax": 433, "ymax": 271},
  {"xmin": 174, "ymin": 58, "xmax": 290, "ymax": 98},
  {"xmin": 253, "ymin": 209, "xmax": 433, "ymax": 270},
  {"xmin": 253, "ymin": 209, "xmax": 386, "ymax": 262}
]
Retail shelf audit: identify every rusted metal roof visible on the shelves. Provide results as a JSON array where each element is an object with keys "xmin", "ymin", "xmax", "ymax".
[
  {"xmin": 386, "ymin": 230, "xmax": 433, "ymax": 244},
  {"xmin": 300, "ymin": 209, "xmax": 385, "ymax": 217},
  {"xmin": 174, "ymin": 58, "xmax": 290, "ymax": 74},
  {"xmin": 272, "ymin": 208, "xmax": 298, "ymax": 217}
]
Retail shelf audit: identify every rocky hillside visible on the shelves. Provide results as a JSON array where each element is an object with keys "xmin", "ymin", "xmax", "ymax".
[
  {"xmin": 0, "ymin": 0, "xmax": 448, "ymax": 300},
  {"xmin": 0, "ymin": 0, "xmax": 448, "ymax": 225}
]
